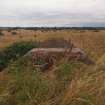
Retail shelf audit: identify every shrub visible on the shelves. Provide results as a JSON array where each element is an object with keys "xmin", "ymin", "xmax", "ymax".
[
  {"xmin": 9, "ymin": 71, "xmax": 54, "ymax": 105},
  {"xmin": 7, "ymin": 30, "xmax": 11, "ymax": 32},
  {"xmin": 55, "ymin": 61, "xmax": 81, "ymax": 81},
  {"xmin": 3, "ymin": 57, "xmax": 62, "ymax": 105},
  {"xmin": 11, "ymin": 32, "xmax": 17, "ymax": 35},
  {"xmin": 34, "ymin": 58, "xmax": 46, "ymax": 65},
  {"xmin": 93, "ymin": 30, "xmax": 99, "ymax": 32},
  {"xmin": 0, "ymin": 97, "xmax": 9, "ymax": 105},
  {"xmin": 0, "ymin": 41, "xmax": 39, "ymax": 71},
  {"xmin": 0, "ymin": 31, "xmax": 4, "ymax": 36}
]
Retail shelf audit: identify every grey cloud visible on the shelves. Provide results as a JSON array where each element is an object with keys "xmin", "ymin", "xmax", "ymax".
[{"xmin": 0, "ymin": 0, "xmax": 105, "ymax": 26}]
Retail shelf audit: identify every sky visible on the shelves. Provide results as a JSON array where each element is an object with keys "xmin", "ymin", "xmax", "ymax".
[{"xmin": 0, "ymin": 0, "xmax": 105, "ymax": 27}]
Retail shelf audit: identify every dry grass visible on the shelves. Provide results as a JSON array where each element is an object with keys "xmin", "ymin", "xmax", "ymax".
[
  {"xmin": 0, "ymin": 29, "xmax": 105, "ymax": 105},
  {"xmin": 60, "ymin": 54, "xmax": 105, "ymax": 105},
  {"xmin": 0, "ymin": 71, "xmax": 9, "ymax": 98},
  {"xmin": 0, "ymin": 29, "xmax": 105, "ymax": 60}
]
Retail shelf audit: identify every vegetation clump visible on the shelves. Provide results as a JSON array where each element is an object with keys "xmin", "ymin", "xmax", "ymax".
[
  {"xmin": 0, "ymin": 41, "xmax": 39, "ymax": 71},
  {"xmin": 11, "ymin": 32, "xmax": 17, "ymax": 35},
  {"xmin": 0, "ymin": 55, "xmax": 82, "ymax": 105},
  {"xmin": 0, "ymin": 31, "xmax": 4, "ymax": 36},
  {"xmin": 0, "ymin": 31, "xmax": 105, "ymax": 105}
]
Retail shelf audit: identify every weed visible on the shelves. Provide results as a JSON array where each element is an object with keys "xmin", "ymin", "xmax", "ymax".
[
  {"xmin": 55, "ymin": 60, "xmax": 81, "ymax": 81},
  {"xmin": 0, "ymin": 41, "xmax": 39, "ymax": 71},
  {"xmin": 11, "ymin": 32, "xmax": 17, "ymax": 35},
  {"xmin": 0, "ymin": 31, "xmax": 4, "ymax": 36}
]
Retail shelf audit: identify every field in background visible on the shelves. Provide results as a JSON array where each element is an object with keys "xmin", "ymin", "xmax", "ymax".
[{"xmin": 0, "ymin": 29, "xmax": 105, "ymax": 60}]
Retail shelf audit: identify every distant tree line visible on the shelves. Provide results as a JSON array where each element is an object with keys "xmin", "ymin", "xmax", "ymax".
[{"xmin": 0, "ymin": 27, "xmax": 105, "ymax": 31}]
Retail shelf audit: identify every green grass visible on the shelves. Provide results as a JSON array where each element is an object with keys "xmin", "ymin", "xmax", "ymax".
[
  {"xmin": 0, "ymin": 41, "xmax": 39, "ymax": 71},
  {"xmin": 55, "ymin": 60, "xmax": 82, "ymax": 81},
  {"xmin": 0, "ymin": 31, "xmax": 4, "ymax": 36},
  {"xmin": 0, "ymin": 55, "xmax": 83, "ymax": 105},
  {"xmin": 1, "ymin": 37, "xmax": 104, "ymax": 105},
  {"xmin": 3, "ymin": 58, "xmax": 56, "ymax": 105},
  {"xmin": 34, "ymin": 58, "xmax": 46, "ymax": 65},
  {"xmin": 11, "ymin": 32, "xmax": 17, "ymax": 35}
]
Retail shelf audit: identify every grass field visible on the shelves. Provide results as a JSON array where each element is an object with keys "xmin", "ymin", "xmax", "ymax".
[
  {"xmin": 0, "ymin": 29, "xmax": 105, "ymax": 60},
  {"xmin": 0, "ymin": 28, "xmax": 105, "ymax": 105}
]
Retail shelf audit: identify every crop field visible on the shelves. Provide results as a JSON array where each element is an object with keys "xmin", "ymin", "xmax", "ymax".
[{"xmin": 0, "ymin": 28, "xmax": 105, "ymax": 105}]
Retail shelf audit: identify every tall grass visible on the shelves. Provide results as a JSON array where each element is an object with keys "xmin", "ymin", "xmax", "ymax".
[
  {"xmin": 0, "ymin": 31, "xmax": 4, "ymax": 36},
  {"xmin": 11, "ymin": 32, "xmax": 17, "ymax": 35},
  {"xmin": 0, "ymin": 55, "xmax": 83, "ymax": 105},
  {"xmin": 3, "ymin": 58, "xmax": 57, "ymax": 105},
  {"xmin": 60, "ymin": 54, "xmax": 105, "ymax": 105}
]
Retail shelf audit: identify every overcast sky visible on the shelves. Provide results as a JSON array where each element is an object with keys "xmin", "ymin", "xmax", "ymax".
[{"xmin": 0, "ymin": 0, "xmax": 105, "ymax": 27}]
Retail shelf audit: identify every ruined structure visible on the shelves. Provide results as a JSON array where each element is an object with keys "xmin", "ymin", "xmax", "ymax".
[{"xmin": 26, "ymin": 47, "xmax": 94, "ymax": 71}]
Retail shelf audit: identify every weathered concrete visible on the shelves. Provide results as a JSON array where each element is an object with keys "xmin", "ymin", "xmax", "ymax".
[{"xmin": 26, "ymin": 47, "xmax": 94, "ymax": 71}]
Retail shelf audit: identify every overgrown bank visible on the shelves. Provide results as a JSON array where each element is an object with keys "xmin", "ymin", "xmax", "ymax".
[
  {"xmin": 0, "ymin": 41, "xmax": 39, "ymax": 71},
  {"xmin": 0, "ymin": 56, "xmax": 83, "ymax": 105}
]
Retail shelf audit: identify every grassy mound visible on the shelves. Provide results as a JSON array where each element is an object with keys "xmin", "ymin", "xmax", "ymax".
[
  {"xmin": 0, "ymin": 37, "xmax": 104, "ymax": 105},
  {"xmin": 0, "ymin": 56, "xmax": 82, "ymax": 105},
  {"xmin": 0, "ymin": 41, "xmax": 39, "ymax": 71},
  {"xmin": 60, "ymin": 54, "xmax": 105, "ymax": 105}
]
